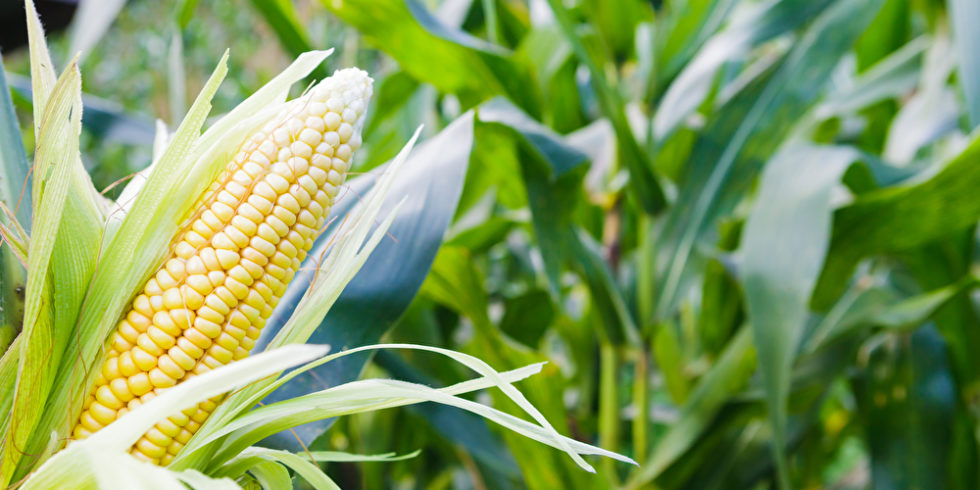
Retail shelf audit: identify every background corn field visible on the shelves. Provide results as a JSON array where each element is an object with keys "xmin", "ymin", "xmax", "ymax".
[{"xmin": 2, "ymin": 0, "xmax": 980, "ymax": 488}]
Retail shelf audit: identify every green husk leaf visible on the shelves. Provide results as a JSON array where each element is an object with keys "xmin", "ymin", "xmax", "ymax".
[{"xmin": 0, "ymin": 59, "xmax": 83, "ymax": 486}]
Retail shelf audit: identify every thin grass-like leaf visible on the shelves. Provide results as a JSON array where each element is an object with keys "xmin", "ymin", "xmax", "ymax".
[
  {"xmin": 176, "ymin": 356, "xmax": 542, "ymax": 468},
  {"xmin": 22, "ymin": 345, "xmax": 328, "ymax": 489},
  {"xmin": 88, "ymin": 345, "xmax": 329, "ymax": 451},
  {"xmin": 214, "ymin": 377, "xmax": 635, "ymax": 469},
  {"xmin": 180, "ymin": 342, "xmax": 631, "ymax": 473},
  {"xmin": 0, "ymin": 220, "xmax": 27, "ymax": 267},
  {"xmin": 226, "ymin": 447, "xmax": 341, "ymax": 490},
  {"xmin": 308, "ymin": 450, "xmax": 421, "ymax": 462}
]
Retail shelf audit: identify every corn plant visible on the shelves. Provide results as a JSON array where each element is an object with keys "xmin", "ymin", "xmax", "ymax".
[{"xmin": 0, "ymin": 1, "xmax": 631, "ymax": 488}]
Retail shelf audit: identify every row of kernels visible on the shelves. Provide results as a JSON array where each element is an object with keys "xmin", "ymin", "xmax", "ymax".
[
  {"xmin": 93, "ymin": 114, "xmax": 317, "ymax": 445},
  {"xmin": 76, "ymin": 124, "xmax": 284, "ymax": 443},
  {"xmin": 150, "ymin": 158, "xmax": 337, "ymax": 458}
]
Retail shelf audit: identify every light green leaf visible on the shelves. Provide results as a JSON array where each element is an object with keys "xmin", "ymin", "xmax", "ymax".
[
  {"xmin": 738, "ymin": 145, "xmax": 856, "ymax": 486},
  {"xmin": 247, "ymin": 460, "xmax": 291, "ymax": 489}
]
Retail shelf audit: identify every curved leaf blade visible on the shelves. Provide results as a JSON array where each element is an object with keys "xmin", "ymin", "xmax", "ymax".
[
  {"xmin": 738, "ymin": 145, "xmax": 855, "ymax": 486},
  {"xmin": 321, "ymin": 0, "xmax": 538, "ymax": 114},
  {"xmin": 255, "ymin": 112, "xmax": 474, "ymax": 447}
]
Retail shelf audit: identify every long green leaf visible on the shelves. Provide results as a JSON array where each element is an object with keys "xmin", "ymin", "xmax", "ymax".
[{"xmin": 738, "ymin": 145, "xmax": 855, "ymax": 487}]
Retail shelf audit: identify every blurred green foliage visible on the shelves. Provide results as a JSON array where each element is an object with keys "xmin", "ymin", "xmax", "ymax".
[{"xmin": 4, "ymin": 0, "xmax": 980, "ymax": 488}]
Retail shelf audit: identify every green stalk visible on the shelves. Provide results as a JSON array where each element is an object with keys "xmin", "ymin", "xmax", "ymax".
[
  {"xmin": 636, "ymin": 215, "xmax": 655, "ymax": 328},
  {"xmin": 598, "ymin": 341, "xmax": 619, "ymax": 484},
  {"xmin": 632, "ymin": 349, "xmax": 648, "ymax": 463}
]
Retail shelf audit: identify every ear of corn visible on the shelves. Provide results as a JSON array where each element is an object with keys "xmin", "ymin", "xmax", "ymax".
[{"xmin": 71, "ymin": 68, "xmax": 373, "ymax": 465}]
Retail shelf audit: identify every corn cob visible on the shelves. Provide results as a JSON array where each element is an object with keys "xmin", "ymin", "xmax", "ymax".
[{"xmin": 71, "ymin": 68, "xmax": 373, "ymax": 465}]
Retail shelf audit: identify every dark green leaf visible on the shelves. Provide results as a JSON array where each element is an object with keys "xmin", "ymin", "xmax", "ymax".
[
  {"xmin": 499, "ymin": 289, "xmax": 554, "ymax": 348},
  {"xmin": 858, "ymin": 325, "xmax": 955, "ymax": 489},
  {"xmin": 546, "ymin": 0, "xmax": 666, "ymax": 214},
  {"xmin": 476, "ymin": 97, "xmax": 588, "ymax": 293}
]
